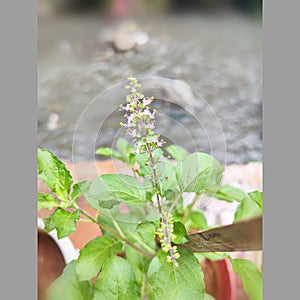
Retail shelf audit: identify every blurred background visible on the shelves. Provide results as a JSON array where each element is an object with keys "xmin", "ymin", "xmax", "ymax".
[{"xmin": 38, "ymin": 0, "xmax": 262, "ymax": 165}]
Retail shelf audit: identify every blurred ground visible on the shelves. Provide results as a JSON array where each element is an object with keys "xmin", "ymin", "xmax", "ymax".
[{"xmin": 38, "ymin": 13, "xmax": 262, "ymax": 164}]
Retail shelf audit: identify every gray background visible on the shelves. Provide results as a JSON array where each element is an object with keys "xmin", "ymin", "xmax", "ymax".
[{"xmin": 0, "ymin": 0, "xmax": 37, "ymax": 298}]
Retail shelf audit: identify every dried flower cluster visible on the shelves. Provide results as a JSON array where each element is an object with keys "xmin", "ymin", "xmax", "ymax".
[{"xmin": 156, "ymin": 214, "xmax": 180, "ymax": 267}]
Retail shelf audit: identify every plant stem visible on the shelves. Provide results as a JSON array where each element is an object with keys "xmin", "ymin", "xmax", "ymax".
[
  {"xmin": 146, "ymin": 143, "xmax": 163, "ymax": 216},
  {"xmin": 75, "ymin": 204, "xmax": 97, "ymax": 222},
  {"xmin": 79, "ymin": 218, "xmax": 93, "ymax": 223},
  {"xmin": 168, "ymin": 192, "xmax": 183, "ymax": 213},
  {"xmin": 186, "ymin": 192, "xmax": 202, "ymax": 214},
  {"xmin": 111, "ymin": 215, "xmax": 126, "ymax": 239},
  {"xmin": 74, "ymin": 204, "xmax": 155, "ymax": 259},
  {"xmin": 131, "ymin": 85, "xmax": 162, "ymax": 216},
  {"xmin": 182, "ymin": 193, "xmax": 203, "ymax": 224},
  {"xmin": 127, "ymin": 232, "xmax": 156, "ymax": 255},
  {"xmin": 111, "ymin": 213, "xmax": 155, "ymax": 255}
]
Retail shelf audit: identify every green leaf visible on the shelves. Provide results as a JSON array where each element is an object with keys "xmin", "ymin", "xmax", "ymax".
[
  {"xmin": 194, "ymin": 252, "xmax": 229, "ymax": 262},
  {"xmin": 204, "ymin": 294, "xmax": 216, "ymax": 300},
  {"xmin": 47, "ymin": 260, "xmax": 94, "ymax": 300},
  {"xmin": 173, "ymin": 222, "xmax": 188, "ymax": 244},
  {"xmin": 187, "ymin": 210, "xmax": 208, "ymax": 230},
  {"xmin": 97, "ymin": 210, "xmax": 138, "ymax": 240},
  {"xmin": 44, "ymin": 208, "xmax": 79, "ymax": 239},
  {"xmin": 95, "ymin": 147, "xmax": 123, "ymax": 161},
  {"xmin": 101, "ymin": 174, "xmax": 149, "ymax": 205},
  {"xmin": 157, "ymin": 160, "xmax": 178, "ymax": 196},
  {"xmin": 215, "ymin": 187, "xmax": 263, "ymax": 222},
  {"xmin": 234, "ymin": 196, "xmax": 262, "ymax": 222},
  {"xmin": 76, "ymin": 236, "xmax": 122, "ymax": 281},
  {"xmin": 175, "ymin": 153, "xmax": 224, "ymax": 194},
  {"xmin": 171, "ymin": 209, "xmax": 184, "ymax": 223},
  {"xmin": 124, "ymin": 245, "xmax": 152, "ymax": 284},
  {"xmin": 229, "ymin": 258, "xmax": 262, "ymax": 300},
  {"xmin": 117, "ymin": 138, "xmax": 131, "ymax": 163},
  {"xmin": 148, "ymin": 249, "xmax": 205, "ymax": 300},
  {"xmin": 38, "ymin": 193, "xmax": 58, "ymax": 210},
  {"xmin": 215, "ymin": 185, "xmax": 248, "ymax": 203},
  {"xmin": 164, "ymin": 190, "xmax": 184, "ymax": 211},
  {"xmin": 135, "ymin": 148, "xmax": 164, "ymax": 178},
  {"xmin": 136, "ymin": 221, "xmax": 156, "ymax": 242},
  {"xmin": 135, "ymin": 152, "xmax": 152, "ymax": 177},
  {"xmin": 38, "ymin": 149, "xmax": 73, "ymax": 200},
  {"xmin": 84, "ymin": 174, "xmax": 150, "ymax": 210},
  {"xmin": 93, "ymin": 256, "xmax": 140, "ymax": 300},
  {"xmin": 248, "ymin": 191, "xmax": 263, "ymax": 209},
  {"xmin": 70, "ymin": 181, "xmax": 91, "ymax": 202},
  {"xmin": 83, "ymin": 177, "xmax": 119, "ymax": 210},
  {"xmin": 215, "ymin": 187, "xmax": 262, "ymax": 222},
  {"xmin": 96, "ymin": 139, "xmax": 136, "ymax": 165},
  {"xmin": 110, "ymin": 205, "xmax": 159, "ymax": 225},
  {"xmin": 166, "ymin": 145, "xmax": 189, "ymax": 161},
  {"xmin": 97, "ymin": 212, "xmax": 158, "ymax": 259},
  {"xmin": 100, "ymin": 174, "xmax": 150, "ymax": 205}
]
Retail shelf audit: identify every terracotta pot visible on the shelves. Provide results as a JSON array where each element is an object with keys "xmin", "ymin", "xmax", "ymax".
[
  {"xmin": 38, "ymin": 218, "xmax": 78, "ymax": 300},
  {"xmin": 201, "ymin": 258, "xmax": 249, "ymax": 300}
]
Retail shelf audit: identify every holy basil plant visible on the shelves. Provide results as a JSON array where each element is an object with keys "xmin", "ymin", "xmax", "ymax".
[{"xmin": 38, "ymin": 77, "xmax": 263, "ymax": 300}]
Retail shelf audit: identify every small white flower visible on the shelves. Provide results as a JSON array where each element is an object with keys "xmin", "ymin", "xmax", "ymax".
[
  {"xmin": 122, "ymin": 104, "xmax": 131, "ymax": 111},
  {"xmin": 145, "ymin": 123, "xmax": 155, "ymax": 130},
  {"xmin": 127, "ymin": 113, "xmax": 136, "ymax": 122},
  {"xmin": 128, "ymin": 129, "xmax": 137, "ymax": 137},
  {"xmin": 143, "ymin": 98, "xmax": 153, "ymax": 106},
  {"xmin": 142, "ymin": 108, "xmax": 151, "ymax": 117},
  {"xmin": 156, "ymin": 140, "xmax": 163, "ymax": 147}
]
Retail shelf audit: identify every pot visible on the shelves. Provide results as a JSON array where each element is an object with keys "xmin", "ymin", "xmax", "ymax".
[
  {"xmin": 201, "ymin": 258, "xmax": 249, "ymax": 300},
  {"xmin": 38, "ymin": 218, "xmax": 78, "ymax": 300}
]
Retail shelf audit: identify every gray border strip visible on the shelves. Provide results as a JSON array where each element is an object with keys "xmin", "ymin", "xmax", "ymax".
[
  {"xmin": 0, "ymin": 1, "xmax": 37, "ymax": 298},
  {"xmin": 264, "ymin": 1, "xmax": 299, "ymax": 298}
]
